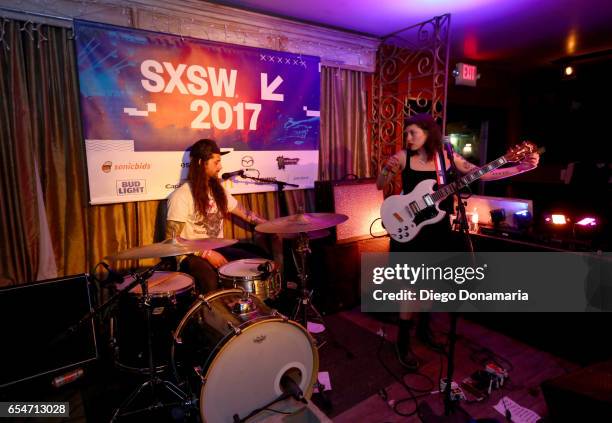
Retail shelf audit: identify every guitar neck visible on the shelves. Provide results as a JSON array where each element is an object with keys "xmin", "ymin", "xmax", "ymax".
[{"xmin": 431, "ymin": 156, "xmax": 509, "ymax": 202}]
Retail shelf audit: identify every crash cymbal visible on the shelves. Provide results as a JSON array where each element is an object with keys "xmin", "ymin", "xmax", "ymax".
[
  {"xmin": 174, "ymin": 237, "xmax": 238, "ymax": 251},
  {"xmin": 255, "ymin": 213, "xmax": 348, "ymax": 234},
  {"xmin": 105, "ymin": 237, "xmax": 238, "ymax": 260}
]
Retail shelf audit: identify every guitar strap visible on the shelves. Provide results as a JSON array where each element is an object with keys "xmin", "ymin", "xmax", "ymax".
[{"xmin": 434, "ymin": 148, "xmax": 447, "ymax": 185}]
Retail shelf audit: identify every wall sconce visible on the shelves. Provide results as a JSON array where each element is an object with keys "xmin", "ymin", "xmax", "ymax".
[{"xmin": 561, "ymin": 64, "xmax": 576, "ymax": 80}]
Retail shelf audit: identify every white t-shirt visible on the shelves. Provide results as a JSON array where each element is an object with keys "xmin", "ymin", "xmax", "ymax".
[{"xmin": 167, "ymin": 182, "xmax": 238, "ymax": 239}]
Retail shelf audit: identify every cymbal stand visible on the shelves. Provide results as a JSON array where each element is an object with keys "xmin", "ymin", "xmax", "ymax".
[
  {"xmin": 111, "ymin": 263, "xmax": 193, "ymax": 422},
  {"xmin": 291, "ymin": 232, "xmax": 353, "ymax": 359}
]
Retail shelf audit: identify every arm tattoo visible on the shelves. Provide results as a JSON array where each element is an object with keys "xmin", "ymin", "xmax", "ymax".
[
  {"xmin": 491, "ymin": 170, "xmax": 515, "ymax": 177},
  {"xmin": 166, "ymin": 220, "xmax": 185, "ymax": 239},
  {"xmin": 234, "ymin": 203, "xmax": 260, "ymax": 224},
  {"xmin": 464, "ymin": 161, "xmax": 478, "ymax": 172}
]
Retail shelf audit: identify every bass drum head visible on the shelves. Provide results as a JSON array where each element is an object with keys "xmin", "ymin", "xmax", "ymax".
[{"xmin": 200, "ymin": 319, "xmax": 318, "ymax": 422}]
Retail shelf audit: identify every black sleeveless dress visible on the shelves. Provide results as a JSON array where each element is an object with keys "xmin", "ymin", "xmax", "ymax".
[{"xmin": 389, "ymin": 153, "xmax": 456, "ymax": 252}]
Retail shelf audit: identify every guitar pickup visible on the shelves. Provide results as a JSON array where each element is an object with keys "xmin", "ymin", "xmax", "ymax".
[
  {"xmin": 404, "ymin": 207, "xmax": 413, "ymax": 219},
  {"xmin": 392, "ymin": 212, "xmax": 404, "ymax": 222}
]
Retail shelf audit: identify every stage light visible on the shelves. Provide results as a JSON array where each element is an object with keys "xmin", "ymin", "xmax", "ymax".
[
  {"xmin": 551, "ymin": 214, "xmax": 568, "ymax": 225},
  {"xmin": 490, "ymin": 208, "xmax": 506, "ymax": 226},
  {"xmin": 564, "ymin": 66, "xmax": 574, "ymax": 76},
  {"xmin": 576, "ymin": 217, "xmax": 597, "ymax": 226}
]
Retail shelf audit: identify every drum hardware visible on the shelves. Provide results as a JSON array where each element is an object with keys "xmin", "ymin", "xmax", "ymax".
[
  {"xmin": 109, "ymin": 261, "xmax": 192, "ymax": 422},
  {"xmin": 289, "ymin": 232, "xmax": 354, "ymax": 361},
  {"xmin": 232, "ymin": 296, "xmax": 255, "ymax": 314},
  {"xmin": 256, "ymin": 213, "xmax": 354, "ymax": 356},
  {"xmin": 227, "ymin": 321, "xmax": 242, "ymax": 335}
]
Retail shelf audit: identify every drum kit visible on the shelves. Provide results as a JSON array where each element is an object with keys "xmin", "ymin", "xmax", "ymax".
[{"xmin": 97, "ymin": 212, "xmax": 348, "ymax": 422}]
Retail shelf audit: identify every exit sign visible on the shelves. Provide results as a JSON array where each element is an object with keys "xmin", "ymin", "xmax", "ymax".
[{"xmin": 455, "ymin": 63, "xmax": 478, "ymax": 86}]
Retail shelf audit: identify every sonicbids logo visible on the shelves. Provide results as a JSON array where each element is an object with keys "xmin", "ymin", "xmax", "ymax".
[{"xmin": 102, "ymin": 161, "xmax": 152, "ymax": 173}]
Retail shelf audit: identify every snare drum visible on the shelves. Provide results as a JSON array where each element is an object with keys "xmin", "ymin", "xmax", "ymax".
[
  {"xmin": 172, "ymin": 289, "xmax": 318, "ymax": 422},
  {"xmin": 112, "ymin": 271, "xmax": 195, "ymax": 372},
  {"xmin": 218, "ymin": 258, "xmax": 281, "ymax": 300}
]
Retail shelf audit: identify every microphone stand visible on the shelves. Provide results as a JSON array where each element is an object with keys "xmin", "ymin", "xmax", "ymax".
[
  {"xmin": 440, "ymin": 140, "xmax": 473, "ymax": 421},
  {"xmin": 48, "ymin": 262, "xmax": 164, "ymax": 348},
  {"xmin": 417, "ymin": 141, "xmax": 474, "ymax": 422},
  {"xmin": 236, "ymin": 174, "xmax": 299, "ymax": 217}
]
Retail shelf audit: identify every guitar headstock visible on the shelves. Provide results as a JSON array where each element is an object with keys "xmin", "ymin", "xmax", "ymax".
[{"xmin": 504, "ymin": 140, "xmax": 537, "ymax": 162}]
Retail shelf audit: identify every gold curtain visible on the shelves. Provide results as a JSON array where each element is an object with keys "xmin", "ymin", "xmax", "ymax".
[
  {"xmin": 0, "ymin": 19, "xmax": 369, "ymax": 284},
  {"xmin": 1, "ymin": 20, "xmax": 48, "ymax": 285},
  {"xmin": 320, "ymin": 66, "xmax": 370, "ymax": 180}
]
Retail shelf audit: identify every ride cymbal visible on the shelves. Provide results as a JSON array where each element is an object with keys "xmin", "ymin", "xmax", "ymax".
[{"xmin": 255, "ymin": 213, "xmax": 348, "ymax": 234}]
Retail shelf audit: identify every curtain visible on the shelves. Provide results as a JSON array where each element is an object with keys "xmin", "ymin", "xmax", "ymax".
[
  {"xmin": 1, "ymin": 20, "xmax": 46, "ymax": 285},
  {"xmin": 0, "ymin": 20, "xmax": 90, "ymax": 285},
  {"xmin": 0, "ymin": 18, "xmax": 370, "ymax": 284},
  {"xmin": 320, "ymin": 66, "xmax": 370, "ymax": 180}
]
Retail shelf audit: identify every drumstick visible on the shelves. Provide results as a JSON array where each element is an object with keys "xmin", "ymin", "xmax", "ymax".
[
  {"xmin": 132, "ymin": 273, "xmax": 177, "ymax": 292},
  {"xmin": 146, "ymin": 273, "xmax": 177, "ymax": 290}
]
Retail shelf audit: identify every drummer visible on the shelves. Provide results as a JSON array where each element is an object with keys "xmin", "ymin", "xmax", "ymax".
[{"xmin": 165, "ymin": 139, "xmax": 269, "ymax": 293}]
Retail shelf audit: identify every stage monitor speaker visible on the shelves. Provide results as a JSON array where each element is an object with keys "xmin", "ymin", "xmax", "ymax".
[
  {"xmin": 315, "ymin": 178, "xmax": 385, "ymax": 244},
  {"xmin": 0, "ymin": 274, "xmax": 98, "ymax": 388}
]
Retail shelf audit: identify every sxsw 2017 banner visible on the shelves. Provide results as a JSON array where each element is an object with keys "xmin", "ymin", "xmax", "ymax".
[{"xmin": 74, "ymin": 20, "xmax": 320, "ymax": 204}]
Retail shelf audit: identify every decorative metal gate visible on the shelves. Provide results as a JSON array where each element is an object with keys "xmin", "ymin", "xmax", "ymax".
[{"xmin": 370, "ymin": 14, "xmax": 451, "ymax": 195}]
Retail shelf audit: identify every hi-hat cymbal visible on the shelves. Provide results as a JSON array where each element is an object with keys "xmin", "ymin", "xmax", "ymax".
[
  {"xmin": 255, "ymin": 213, "xmax": 348, "ymax": 234},
  {"xmin": 105, "ymin": 237, "xmax": 238, "ymax": 260}
]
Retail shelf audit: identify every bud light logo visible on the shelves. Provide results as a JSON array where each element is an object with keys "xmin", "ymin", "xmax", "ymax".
[{"xmin": 116, "ymin": 180, "xmax": 146, "ymax": 195}]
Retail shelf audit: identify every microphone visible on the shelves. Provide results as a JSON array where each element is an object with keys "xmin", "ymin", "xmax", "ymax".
[
  {"xmin": 280, "ymin": 375, "xmax": 306, "ymax": 403},
  {"xmin": 100, "ymin": 262, "xmax": 124, "ymax": 284},
  {"xmin": 221, "ymin": 170, "xmax": 245, "ymax": 180}
]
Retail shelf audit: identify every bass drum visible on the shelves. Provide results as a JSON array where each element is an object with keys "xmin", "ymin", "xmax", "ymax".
[{"xmin": 172, "ymin": 289, "xmax": 318, "ymax": 423}]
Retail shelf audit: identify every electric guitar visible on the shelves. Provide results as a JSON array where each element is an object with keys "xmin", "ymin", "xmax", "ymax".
[{"xmin": 380, "ymin": 141, "xmax": 538, "ymax": 243}]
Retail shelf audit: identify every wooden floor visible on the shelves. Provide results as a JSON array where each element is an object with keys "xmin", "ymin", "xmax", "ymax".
[{"xmin": 330, "ymin": 310, "xmax": 579, "ymax": 422}]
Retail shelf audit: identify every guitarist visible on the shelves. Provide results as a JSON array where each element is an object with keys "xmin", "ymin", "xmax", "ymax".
[{"xmin": 376, "ymin": 113, "xmax": 539, "ymax": 370}]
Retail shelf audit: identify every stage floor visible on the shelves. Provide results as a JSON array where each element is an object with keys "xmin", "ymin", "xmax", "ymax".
[{"xmin": 0, "ymin": 310, "xmax": 587, "ymax": 422}]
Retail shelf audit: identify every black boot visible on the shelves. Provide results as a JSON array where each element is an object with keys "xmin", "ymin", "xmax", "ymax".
[
  {"xmin": 416, "ymin": 313, "xmax": 446, "ymax": 353},
  {"xmin": 396, "ymin": 319, "xmax": 419, "ymax": 371}
]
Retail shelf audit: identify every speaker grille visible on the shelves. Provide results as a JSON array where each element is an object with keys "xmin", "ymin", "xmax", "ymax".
[{"xmin": 315, "ymin": 179, "xmax": 385, "ymax": 243}]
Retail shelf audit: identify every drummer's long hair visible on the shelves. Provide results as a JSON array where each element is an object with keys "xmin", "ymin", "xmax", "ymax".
[{"xmin": 187, "ymin": 140, "xmax": 228, "ymax": 220}]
